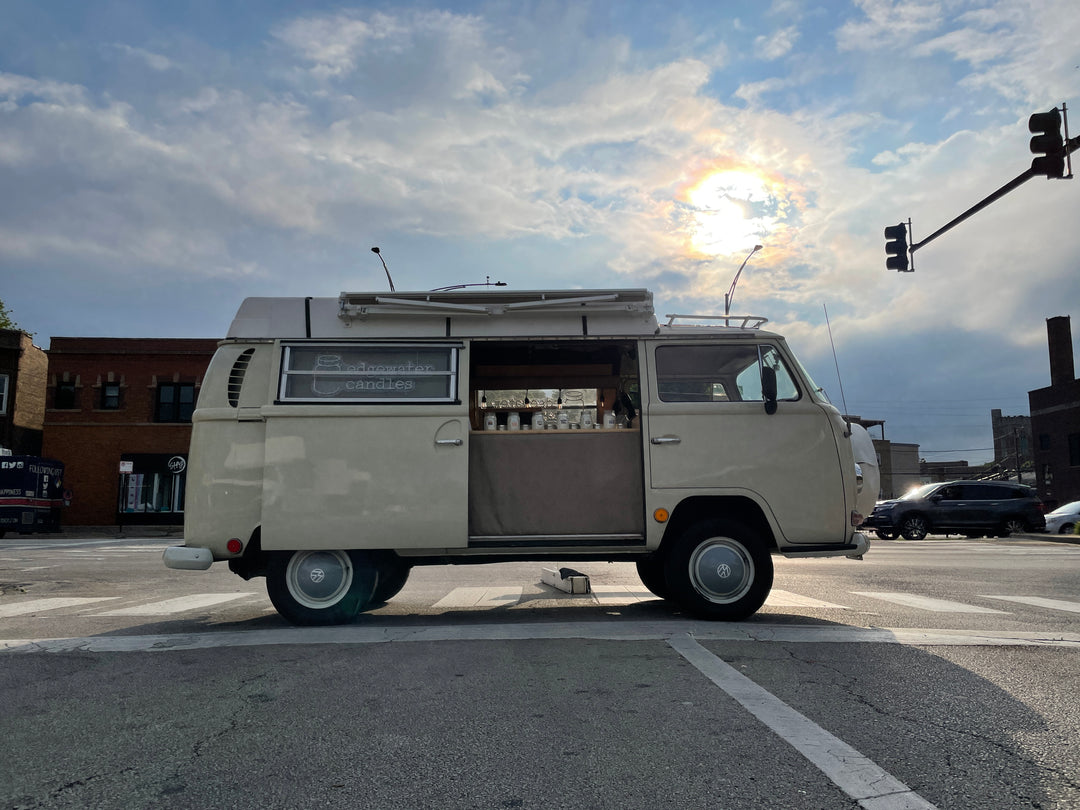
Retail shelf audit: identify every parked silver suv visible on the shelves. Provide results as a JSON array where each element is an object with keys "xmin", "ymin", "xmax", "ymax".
[{"xmin": 864, "ymin": 480, "xmax": 1046, "ymax": 541}]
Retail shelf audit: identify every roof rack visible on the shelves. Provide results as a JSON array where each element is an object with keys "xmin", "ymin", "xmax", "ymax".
[
  {"xmin": 338, "ymin": 289, "xmax": 654, "ymax": 320},
  {"xmin": 664, "ymin": 313, "xmax": 769, "ymax": 329}
]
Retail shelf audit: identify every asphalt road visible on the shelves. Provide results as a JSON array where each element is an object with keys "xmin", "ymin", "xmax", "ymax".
[{"xmin": 2, "ymin": 535, "xmax": 1079, "ymax": 809}]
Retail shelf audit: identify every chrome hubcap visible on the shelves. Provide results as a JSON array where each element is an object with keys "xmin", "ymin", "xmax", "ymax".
[
  {"xmin": 688, "ymin": 538, "xmax": 754, "ymax": 604},
  {"xmin": 285, "ymin": 550, "xmax": 353, "ymax": 609}
]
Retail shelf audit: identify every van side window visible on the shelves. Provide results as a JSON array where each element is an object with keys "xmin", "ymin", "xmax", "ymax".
[
  {"xmin": 656, "ymin": 344, "xmax": 800, "ymax": 403},
  {"xmin": 279, "ymin": 344, "xmax": 459, "ymax": 403}
]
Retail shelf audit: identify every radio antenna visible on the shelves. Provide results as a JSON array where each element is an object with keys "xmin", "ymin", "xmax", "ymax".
[
  {"xmin": 823, "ymin": 303, "xmax": 851, "ymax": 437},
  {"xmin": 370, "ymin": 247, "xmax": 395, "ymax": 292}
]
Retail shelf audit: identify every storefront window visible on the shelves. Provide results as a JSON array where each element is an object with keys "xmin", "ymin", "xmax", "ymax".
[{"xmin": 117, "ymin": 454, "xmax": 187, "ymax": 523}]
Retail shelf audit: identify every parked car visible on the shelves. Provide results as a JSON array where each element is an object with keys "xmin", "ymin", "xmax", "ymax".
[
  {"xmin": 1044, "ymin": 501, "xmax": 1080, "ymax": 535},
  {"xmin": 863, "ymin": 480, "xmax": 1046, "ymax": 541}
]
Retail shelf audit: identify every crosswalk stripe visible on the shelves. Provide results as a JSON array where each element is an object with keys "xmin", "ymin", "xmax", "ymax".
[
  {"xmin": 766, "ymin": 589, "xmax": 849, "ymax": 609},
  {"xmin": 980, "ymin": 595, "xmax": 1080, "ymax": 613},
  {"xmin": 432, "ymin": 586, "xmax": 523, "ymax": 609},
  {"xmin": 0, "ymin": 597, "xmax": 120, "ymax": 618},
  {"xmin": 94, "ymin": 593, "xmax": 255, "ymax": 616},
  {"xmin": 7, "ymin": 588, "xmax": 1079, "ymax": 619},
  {"xmin": 852, "ymin": 592, "xmax": 1009, "ymax": 614}
]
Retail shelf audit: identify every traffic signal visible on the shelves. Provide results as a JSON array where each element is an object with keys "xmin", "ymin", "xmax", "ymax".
[
  {"xmin": 1029, "ymin": 108, "xmax": 1065, "ymax": 178},
  {"xmin": 884, "ymin": 223, "xmax": 909, "ymax": 272}
]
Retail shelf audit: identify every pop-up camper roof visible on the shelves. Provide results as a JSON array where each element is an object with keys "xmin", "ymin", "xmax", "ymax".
[{"xmin": 227, "ymin": 289, "xmax": 660, "ymax": 339}]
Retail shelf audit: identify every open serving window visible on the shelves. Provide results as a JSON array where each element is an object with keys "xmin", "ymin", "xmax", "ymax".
[{"xmin": 466, "ymin": 339, "xmax": 645, "ymax": 543}]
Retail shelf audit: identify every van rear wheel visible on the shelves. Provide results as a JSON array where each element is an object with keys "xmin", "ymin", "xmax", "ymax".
[
  {"xmin": 663, "ymin": 519, "xmax": 772, "ymax": 620},
  {"xmin": 266, "ymin": 549, "xmax": 377, "ymax": 626}
]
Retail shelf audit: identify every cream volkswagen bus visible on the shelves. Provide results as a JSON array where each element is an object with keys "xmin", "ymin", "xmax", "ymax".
[{"xmin": 164, "ymin": 289, "xmax": 877, "ymax": 625}]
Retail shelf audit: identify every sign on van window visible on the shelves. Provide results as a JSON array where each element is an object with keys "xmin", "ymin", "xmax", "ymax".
[
  {"xmin": 656, "ymin": 344, "xmax": 800, "ymax": 403},
  {"xmin": 279, "ymin": 344, "xmax": 459, "ymax": 403}
]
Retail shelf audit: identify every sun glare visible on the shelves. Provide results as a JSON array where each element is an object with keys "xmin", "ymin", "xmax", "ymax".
[{"xmin": 683, "ymin": 169, "xmax": 780, "ymax": 257}]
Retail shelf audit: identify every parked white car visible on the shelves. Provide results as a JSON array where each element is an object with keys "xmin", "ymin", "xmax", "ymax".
[{"xmin": 1044, "ymin": 501, "xmax": 1080, "ymax": 535}]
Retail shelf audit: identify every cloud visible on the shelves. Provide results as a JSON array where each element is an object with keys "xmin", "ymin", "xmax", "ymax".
[
  {"xmin": 755, "ymin": 26, "xmax": 800, "ymax": 60},
  {"xmin": 105, "ymin": 43, "xmax": 176, "ymax": 72},
  {"xmin": 835, "ymin": 0, "xmax": 944, "ymax": 52}
]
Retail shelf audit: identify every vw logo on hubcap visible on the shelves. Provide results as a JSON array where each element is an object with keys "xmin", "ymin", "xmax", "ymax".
[
  {"xmin": 715, "ymin": 563, "xmax": 732, "ymax": 579},
  {"xmin": 309, "ymin": 568, "xmax": 326, "ymax": 583}
]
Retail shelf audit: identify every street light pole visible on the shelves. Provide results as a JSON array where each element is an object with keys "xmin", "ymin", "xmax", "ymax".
[{"xmin": 724, "ymin": 244, "xmax": 763, "ymax": 317}]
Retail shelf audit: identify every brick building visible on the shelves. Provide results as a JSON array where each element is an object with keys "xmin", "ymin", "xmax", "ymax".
[
  {"xmin": 1030, "ymin": 316, "xmax": 1080, "ymax": 509},
  {"xmin": 42, "ymin": 338, "xmax": 218, "ymax": 526},
  {"xmin": 990, "ymin": 408, "xmax": 1032, "ymax": 476},
  {"xmin": 0, "ymin": 329, "xmax": 48, "ymax": 456}
]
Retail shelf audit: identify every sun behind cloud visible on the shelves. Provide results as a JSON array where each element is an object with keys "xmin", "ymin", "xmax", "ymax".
[{"xmin": 678, "ymin": 163, "xmax": 798, "ymax": 258}]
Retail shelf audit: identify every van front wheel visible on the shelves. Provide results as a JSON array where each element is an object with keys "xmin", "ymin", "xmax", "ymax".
[
  {"xmin": 663, "ymin": 519, "xmax": 772, "ymax": 620},
  {"xmin": 266, "ymin": 549, "xmax": 377, "ymax": 626}
]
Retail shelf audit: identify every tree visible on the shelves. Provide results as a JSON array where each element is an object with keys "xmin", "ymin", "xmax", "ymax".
[{"xmin": 0, "ymin": 298, "xmax": 18, "ymax": 330}]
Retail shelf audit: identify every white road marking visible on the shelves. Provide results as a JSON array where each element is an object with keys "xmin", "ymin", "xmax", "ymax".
[
  {"xmin": 0, "ymin": 597, "xmax": 120, "ymax": 618},
  {"xmin": 852, "ymin": 592, "xmax": 1009, "ymax": 613},
  {"xmin": 432, "ymin": 586, "xmax": 523, "ymax": 609},
  {"xmin": 93, "ymin": 593, "xmax": 255, "ymax": 616},
  {"xmin": 981, "ymin": 595, "xmax": 1080, "ymax": 613},
  {"xmin": 668, "ymin": 634, "xmax": 937, "ymax": 810},
  {"xmin": 4, "ymin": 622, "xmax": 1078, "ymax": 654},
  {"xmin": 766, "ymin": 589, "xmax": 849, "ymax": 609}
]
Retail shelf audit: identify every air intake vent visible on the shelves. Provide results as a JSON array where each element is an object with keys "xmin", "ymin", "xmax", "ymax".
[{"xmin": 227, "ymin": 349, "xmax": 255, "ymax": 407}]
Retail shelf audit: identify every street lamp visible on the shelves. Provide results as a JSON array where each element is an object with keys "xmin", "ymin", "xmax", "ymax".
[{"xmin": 724, "ymin": 244, "xmax": 763, "ymax": 317}]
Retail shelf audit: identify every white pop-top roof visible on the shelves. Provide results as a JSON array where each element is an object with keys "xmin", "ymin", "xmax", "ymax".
[{"xmin": 226, "ymin": 288, "xmax": 771, "ymax": 340}]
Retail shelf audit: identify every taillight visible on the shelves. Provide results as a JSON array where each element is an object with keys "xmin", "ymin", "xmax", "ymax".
[{"xmin": 226, "ymin": 538, "xmax": 243, "ymax": 554}]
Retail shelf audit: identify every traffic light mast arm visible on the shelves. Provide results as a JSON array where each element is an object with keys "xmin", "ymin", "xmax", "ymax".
[
  {"xmin": 910, "ymin": 133, "xmax": 1080, "ymax": 253},
  {"xmin": 909, "ymin": 167, "xmax": 1037, "ymax": 253}
]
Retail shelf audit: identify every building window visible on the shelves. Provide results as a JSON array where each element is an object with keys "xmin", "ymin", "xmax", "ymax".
[
  {"xmin": 1039, "ymin": 434, "xmax": 1051, "ymax": 451},
  {"xmin": 55, "ymin": 381, "xmax": 77, "ymax": 409},
  {"xmin": 156, "ymin": 383, "xmax": 196, "ymax": 422},
  {"xmin": 0, "ymin": 373, "xmax": 8, "ymax": 415},
  {"xmin": 1070, "ymin": 433, "xmax": 1080, "ymax": 467},
  {"xmin": 101, "ymin": 383, "xmax": 121, "ymax": 410}
]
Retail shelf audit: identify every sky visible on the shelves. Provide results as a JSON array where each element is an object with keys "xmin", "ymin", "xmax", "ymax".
[{"xmin": 2, "ymin": 0, "xmax": 1079, "ymax": 465}]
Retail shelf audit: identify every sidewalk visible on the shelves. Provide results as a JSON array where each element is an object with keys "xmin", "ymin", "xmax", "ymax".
[
  {"xmin": 1, "ymin": 525, "xmax": 183, "ymax": 540},
  {"xmin": 1016, "ymin": 531, "xmax": 1080, "ymax": 545}
]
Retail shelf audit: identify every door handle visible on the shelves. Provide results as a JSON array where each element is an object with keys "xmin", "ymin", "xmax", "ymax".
[
  {"xmin": 650, "ymin": 436, "xmax": 681, "ymax": 445},
  {"xmin": 435, "ymin": 438, "xmax": 463, "ymax": 446}
]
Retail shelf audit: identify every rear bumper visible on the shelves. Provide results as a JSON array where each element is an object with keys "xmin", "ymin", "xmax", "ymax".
[{"xmin": 163, "ymin": 545, "xmax": 214, "ymax": 570}]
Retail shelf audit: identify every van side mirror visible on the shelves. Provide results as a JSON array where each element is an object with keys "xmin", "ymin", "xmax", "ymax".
[{"xmin": 762, "ymin": 366, "xmax": 777, "ymax": 415}]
